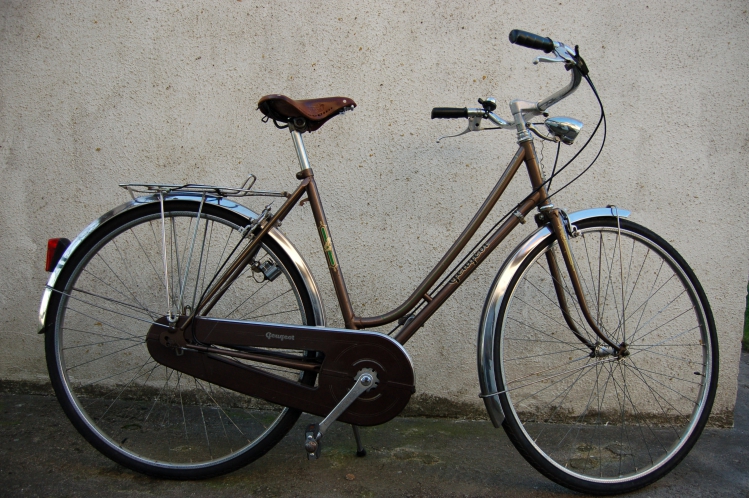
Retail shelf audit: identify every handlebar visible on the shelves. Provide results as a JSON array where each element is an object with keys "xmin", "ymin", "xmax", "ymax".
[
  {"xmin": 508, "ymin": 29, "xmax": 554, "ymax": 53},
  {"xmin": 431, "ymin": 30, "xmax": 586, "ymax": 130},
  {"xmin": 431, "ymin": 108, "xmax": 468, "ymax": 119}
]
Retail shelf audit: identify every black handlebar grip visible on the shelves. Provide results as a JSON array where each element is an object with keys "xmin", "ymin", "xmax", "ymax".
[
  {"xmin": 431, "ymin": 107, "xmax": 468, "ymax": 119},
  {"xmin": 509, "ymin": 30, "xmax": 554, "ymax": 53}
]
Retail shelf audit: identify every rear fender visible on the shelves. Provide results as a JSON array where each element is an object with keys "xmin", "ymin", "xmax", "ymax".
[{"xmin": 39, "ymin": 193, "xmax": 326, "ymax": 331}]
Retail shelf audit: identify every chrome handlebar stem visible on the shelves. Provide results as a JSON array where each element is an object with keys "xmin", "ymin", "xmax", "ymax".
[
  {"xmin": 508, "ymin": 40, "xmax": 584, "ymax": 142},
  {"xmin": 505, "ymin": 40, "xmax": 583, "ymax": 120},
  {"xmin": 439, "ymin": 39, "xmax": 584, "ymax": 144}
]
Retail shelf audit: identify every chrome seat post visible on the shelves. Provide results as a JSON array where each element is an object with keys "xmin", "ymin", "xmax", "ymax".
[{"xmin": 290, "ymin": 129, "xmax": 312, "ymax": 171}]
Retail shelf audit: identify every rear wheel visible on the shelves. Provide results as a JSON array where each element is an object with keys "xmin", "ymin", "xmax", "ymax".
[
  {"xmin": 495, "ymin": 218, "xmax": 718, "ymax": 495},
  {"xmin": 45, "ymin": 200, "xmax": 318, "ymax": 479}
]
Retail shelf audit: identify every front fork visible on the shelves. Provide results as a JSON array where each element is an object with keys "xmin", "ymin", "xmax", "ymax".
[{"xmin": 541, "ymin": 207, "xmax": 625, "ymax": 357}]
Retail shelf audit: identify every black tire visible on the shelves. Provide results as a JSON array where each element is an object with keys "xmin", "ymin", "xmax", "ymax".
[
  {"xmin": 44, "ymin": 200, "xmax": 318, "ymax": 479},
  {"xmin": 494, "ymin": 218, "xmax": 718, "ymax": 495}
]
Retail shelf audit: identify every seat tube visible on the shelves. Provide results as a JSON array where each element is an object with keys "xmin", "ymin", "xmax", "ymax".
[
  {"xmin": 290, "ymin": 129, "xmax": 312, "ymax": 171},
  {"xmin": 287, "ymin": 126, "xmax": 357, "ymax": 328},
  {"xmin": 309, "ymin": 180, "xmax": 357, "ymax": 328}
]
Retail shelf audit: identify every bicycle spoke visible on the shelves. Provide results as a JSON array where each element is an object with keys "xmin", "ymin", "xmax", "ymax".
[
  {"xmin": 66, "ymin": 341, "xmax": 144, "ymax": 371},
  {"xmin": 57, "ymin": 289, "xmax": 169, "ymax": 333},
  {"xmin": 62, "ymin": 326, "xmax": 141, "ymax": 343},
  {"xmin": 238, "ymin": 288, "xmax": 293, "ymax": 320},
  {"xmin": 538, "ymin": 252, "xmax": 592, "ymax": 331},
  {"xmin": 527, "ymin": 260, "xmax": 591, "ymax": 338},
  {"xmin": 63, "ymin": 336, "xmax": 142, "ymax": 349},
  {"xmin": 506, "ymin": 316, "xmax": 581, "ymax": 347},
  {"xmin": 97, "ymin": 358, "xmax": 158, "ymax": 421},
  {"xmin": 77, "ymin": 359, "xmax": 158, "ymax": 392},
  {"xmin": 70, "ymin": 286, "xmax": 159, "ymax": 319},
  {"xmin": 94, "ymin": 249, "xmax": 153, "ymax": 319},
  {"xmin": 623, "ymin": 361, "xmax": 690, "ymax": 438}
]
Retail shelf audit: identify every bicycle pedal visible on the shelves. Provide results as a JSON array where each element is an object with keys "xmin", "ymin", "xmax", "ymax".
[{"xmin": 304, "ymin": 423, "xmax": 322, "ymax": 460}]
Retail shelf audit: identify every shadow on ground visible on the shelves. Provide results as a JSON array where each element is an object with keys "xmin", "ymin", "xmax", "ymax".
[{"xmin": 1, "ymin": 351, "xmax": 747, "ymax": 497}]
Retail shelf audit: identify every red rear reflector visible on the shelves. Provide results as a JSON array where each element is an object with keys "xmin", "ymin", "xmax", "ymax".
[{"xmin": 46, "ymin": 238, "xmax": 71, "ymax": 271}]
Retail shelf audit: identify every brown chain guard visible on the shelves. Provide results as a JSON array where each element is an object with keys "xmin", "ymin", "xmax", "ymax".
[{"xmin": 147, "ymin": 317, "xmax": 415, "ymax": 427}]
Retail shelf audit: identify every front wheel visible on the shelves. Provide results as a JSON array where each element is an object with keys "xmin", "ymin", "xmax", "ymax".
[
  {"xmin": 44, "ymin": 200, "xmax": 319, "ymax": 479},
  {"xmin": 495, "ymin": 218, "xmax": 718, "ymax": 495}
]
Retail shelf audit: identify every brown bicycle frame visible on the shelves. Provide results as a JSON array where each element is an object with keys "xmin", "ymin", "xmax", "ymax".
[{"xmin": 184, "ymin": 137, "xmax": 617, "ymax": 363}]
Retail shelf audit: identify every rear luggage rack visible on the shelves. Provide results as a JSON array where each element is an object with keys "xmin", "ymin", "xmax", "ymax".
[{"xmin": 120, "ymin": 174, "xmax": 290, "ymax": 199}]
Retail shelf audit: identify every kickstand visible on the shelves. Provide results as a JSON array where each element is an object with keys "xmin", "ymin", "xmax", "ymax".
[{"xmin": 352, "ymin": 425, "xmax": 366, "ymax": 457}]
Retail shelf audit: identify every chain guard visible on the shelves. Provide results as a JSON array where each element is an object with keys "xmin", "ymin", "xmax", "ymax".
[{"xmin": 147, "ymin": 317, "xmax": 415, "ymax": 426}]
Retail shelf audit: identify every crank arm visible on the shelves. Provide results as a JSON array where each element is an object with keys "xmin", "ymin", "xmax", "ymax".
[{"xmin": 305, "ymin": 371, "xmax": 375, "ymax": 460}]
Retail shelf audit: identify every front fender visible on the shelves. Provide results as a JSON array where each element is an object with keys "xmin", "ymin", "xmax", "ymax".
[
  {"xmin": 39, "ymin": 193, "xmax": 325, "ymax": 331},
  {"xmin": 477, "ymin": 207, "xmax": 630, "ymax": 427}
]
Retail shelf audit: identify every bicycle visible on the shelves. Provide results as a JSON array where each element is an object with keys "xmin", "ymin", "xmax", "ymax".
[{"xmin": 39, "ymin": 30, "xmax": 718, "ymax": 495}]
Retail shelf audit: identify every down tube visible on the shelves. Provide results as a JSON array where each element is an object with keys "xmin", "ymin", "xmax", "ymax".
[
  {"xmin": 354, "ymin": 147, "xmax": 528, "ymax": 329},
  {"xmin": 394, "ymin": 194, "xmax": 541, "ymax": 345}
]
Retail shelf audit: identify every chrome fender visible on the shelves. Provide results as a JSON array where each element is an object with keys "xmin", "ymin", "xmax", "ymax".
[
  {"xmin": 477, "ymin": 207, "xmax": 630, "ymax": 427},
  {"xmin": 39, "ymin": 193, "xmax": 326, "ymax": 330}
]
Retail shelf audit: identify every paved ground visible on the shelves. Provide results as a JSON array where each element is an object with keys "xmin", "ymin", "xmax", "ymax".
[{"xmin": 1, "ymin": 351, "xmax": 747, "ymax": 497}]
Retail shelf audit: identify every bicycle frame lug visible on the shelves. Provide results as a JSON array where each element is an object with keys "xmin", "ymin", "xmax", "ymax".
[{"xmin": 516, "ymin": 129, "xmax": 533, "ymax": 143}]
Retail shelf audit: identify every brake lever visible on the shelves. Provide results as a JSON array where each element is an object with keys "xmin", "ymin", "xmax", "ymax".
[
  {"xmin": 436, "ymin": 125, "xmax": 472, "ymax": 143},
  {"xmin": 533, "ymin": 55, "xmax": 566, "ymax": 65},
  {"xmin": 436, "ymin": 115, "xmax": 501, "ymax": 143},
  {"xmin": 533, "ymin": 42, "xmax": 579, "ymax": 66}
]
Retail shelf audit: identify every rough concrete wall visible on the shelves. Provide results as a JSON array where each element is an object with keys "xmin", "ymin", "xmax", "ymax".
[{"xmin": 1, "ymin": 0, "xmax": 746, "ymax": 421}]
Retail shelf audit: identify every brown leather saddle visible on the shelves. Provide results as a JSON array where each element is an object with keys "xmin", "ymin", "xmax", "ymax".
[{"xmin": 257, "ymin": 95, "xmax": 356, "ymax": 132}]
